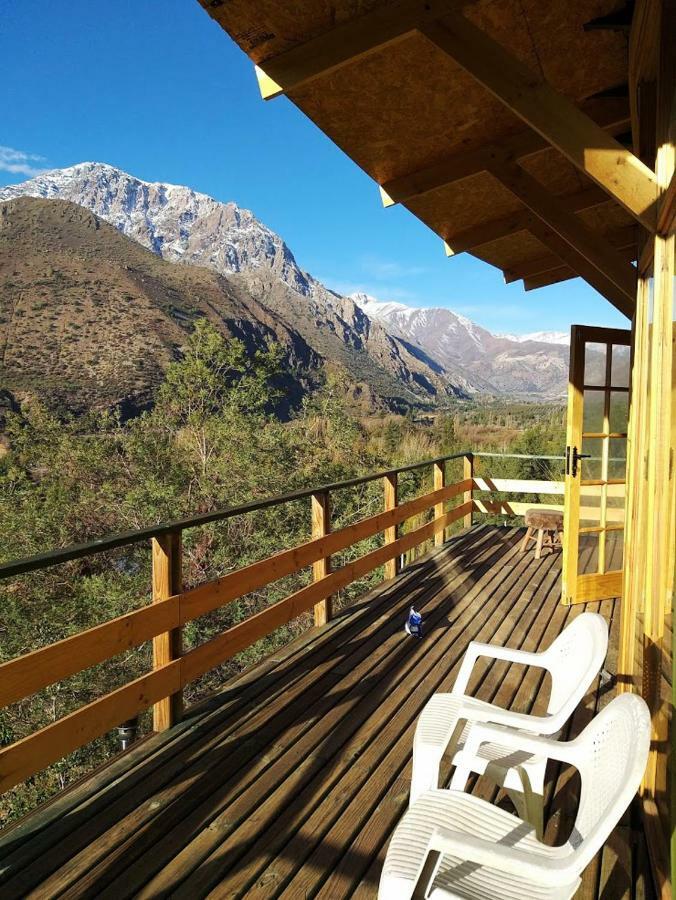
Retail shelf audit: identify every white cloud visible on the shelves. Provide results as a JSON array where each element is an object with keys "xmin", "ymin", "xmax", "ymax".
[{"xmin": 0, "ymin": 146, "xmax": 48, "ymax": 177}]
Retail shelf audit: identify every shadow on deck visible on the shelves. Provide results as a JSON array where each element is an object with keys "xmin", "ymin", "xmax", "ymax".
[{"xmin": 0, "ymin": 525, "xmax": 655, "ymax": 899}]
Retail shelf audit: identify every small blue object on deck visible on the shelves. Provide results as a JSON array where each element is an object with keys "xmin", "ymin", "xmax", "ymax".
[{"xmin": 405, "ymin": 606, "xmax": 423, "ymax": 639}]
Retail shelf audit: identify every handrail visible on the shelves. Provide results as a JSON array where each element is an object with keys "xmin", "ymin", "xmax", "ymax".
[
  {"xmin": 0, "ymin": 448, "xmax": 575, "ymax": 798},
  {"xmin": 0, "ymin": 450, "xmax": 471, "ymax": 580},
  {"xmin": 0, "ymin": 463, "xmax": 472, "ymax": 794}
]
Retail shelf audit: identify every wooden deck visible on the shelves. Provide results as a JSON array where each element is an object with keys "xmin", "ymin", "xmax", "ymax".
[{"xmin": 0, "ymin": 525, "xmax": 655, "ymax": 899}]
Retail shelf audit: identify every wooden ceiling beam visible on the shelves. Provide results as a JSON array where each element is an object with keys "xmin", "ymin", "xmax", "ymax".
[
  {"xmin": 443, "ymin": 185, "xmax": 608, "ymax": 255},
  {"xmin": 503, "ymin": 226, "xmax": 638, "ymax": 283},
  {"xmin": 523, "ymin": 268, "xmax": 578, "ymax": 290},
  {"xmin": 418, "ymin": 11, "xmax": 659, "ymax": 231},
  {"xmin": 522, "ymin": 223, "xmax": 634, "ymax": 311},
  {"xmin": 492, "ymin": 162, "xmax": 636, "ymax": 313},
  {"xmin": 489, "ymin": 165, "xmax": 636, "ymax": 316},
  {"xmin": 254, "ymin": 0, "xmax": 465, "ymax": 100},
  {"xmin": 381, "ymin": 99, "xmax": 630, "ymax": 206}
]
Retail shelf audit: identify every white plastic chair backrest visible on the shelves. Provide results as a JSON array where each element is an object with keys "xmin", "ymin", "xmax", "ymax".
[
  {"xmin": 566, "ymin": 693, "xmax": 650, "ymax": 872},
  {"xmin": 541, "ymin": 612, "xmax": 608, "ymax": 723}
]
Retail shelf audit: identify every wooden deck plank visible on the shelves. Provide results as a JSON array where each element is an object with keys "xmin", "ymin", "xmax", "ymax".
[
  {"xmin": 246, "ymin": 539, "xmax": 554, "ymax": 900},
  {"xmin": 18, "ymin": 529, "xmax": 503, "ymax": 899},
  {"xmin": 0, "ymin": 526, "xmax": 642, "ymax": 900},
  {"xmin": 1, "ymin": 530, "xmax": 489, "ymax": 896},
  {"xmin": 134, "ymin": 531, "xmax": 527, "ymax": 898},
  {"xmin": 307, "ymin": 555, "xmax": 565, "ymax": 900}
]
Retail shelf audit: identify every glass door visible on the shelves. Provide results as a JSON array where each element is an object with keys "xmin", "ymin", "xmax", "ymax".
[{"xmin": 562, "ymin": 325, "xmax": 631, "ymax": 604}]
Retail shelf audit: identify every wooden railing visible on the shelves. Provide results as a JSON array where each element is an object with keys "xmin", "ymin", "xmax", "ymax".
[
  {"xmin": 0, "ymin": 451, "xmax": 476, "ymax": 795},
  {"xmin": 0, "ymin": 449, "xmax": 573, "ymax": 795}
]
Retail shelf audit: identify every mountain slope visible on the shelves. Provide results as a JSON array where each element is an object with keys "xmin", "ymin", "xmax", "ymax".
[
  {"xmin": 351, "ymin": 293, "xmax": 569, "ymax": 399},
  {"xmin": 1, "ymin": 163, "xmax": 570, "ymax": 401},
  {"xmin": 0, "ymin": 198, "xmax": 467, "ymax": 418},
  {"xmin": 0, "ymin": 164, "xmax": 469, "ymax": 407}
]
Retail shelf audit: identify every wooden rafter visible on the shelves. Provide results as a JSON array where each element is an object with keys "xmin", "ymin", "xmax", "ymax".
[
  {"xmin": 522, "ymin": 220, "xmax": 634, "ymax": 312},
  {"xmin": 418, "ymin": 12, "xmax": 658, "ymax": 230},
  {"xmin": 490, "ymin": 162, "xmax": 636, "ymax": 314},
  {"xmin": 380, "ymin": 99, "xmax": 630, "ymax": 206},
  {"xmin": 443, "ymin": 185, "xmax": 609, "ymax": 255},
  {"xmin": 523, "ymin": 267, "xmax": 577, "ymax": 291},
  {"xmin": 503, "ymin": 226, "xmax": 637, "ymax": 283},
  {"xmin": 254, "ymin": 0, "xmax": 464, "ymax": 99}
]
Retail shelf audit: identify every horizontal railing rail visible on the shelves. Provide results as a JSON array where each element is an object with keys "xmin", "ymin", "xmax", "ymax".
[
  {"xmin": 0, "ymin": 453, "xmax": 475, "ymax": 795},
  {"xmin": 0, "ymin": 451, "xmax": 472, "ymax": 580},
  {"xmin": 0, "ymin": 448, "xmax": 580, "ymax": 797}
]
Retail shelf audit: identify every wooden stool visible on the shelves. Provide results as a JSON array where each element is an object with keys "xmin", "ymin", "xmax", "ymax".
[{"xmin": 520, "ymin": 509, "xmax": 564, "ymax": 559}]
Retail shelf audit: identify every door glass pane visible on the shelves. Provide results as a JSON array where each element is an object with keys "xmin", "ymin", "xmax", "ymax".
[
  {"xmin": 580, "ymin": 485, "xmax": 602, "ymax": 527},
  {"xmin": 583, "ymin": 389, "xmax": 605, "ymax": 434},
  {"xmin": 605, "ymin": 529, "xmax": 624, "ymax": 571},
  {"xmin": 578, "ymin": 532, "xmax": 600, "ymax": 574},
  {"xmin": 609, "ymin": 391, "xmax": 629, "ymax": 433},
  {"xmin": 610, "ymin": 344, "xmax": 631, "ymax": 388},
  {"xmin": 584, "ymin": 343, "xmax": 607, "ymax": 386},
  {"xmin": 606, "ymin": 483, "xmax": 626, "ymax": 526},
  {"xmin": 581, "ymin": 437, "xmax": 603, "ymax": 480},
  {"xmin": 608, "ymin": 438, "xmax": 627, "ymax": 479}
]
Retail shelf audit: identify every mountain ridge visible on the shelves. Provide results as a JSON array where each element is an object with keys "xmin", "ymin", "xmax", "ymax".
[
  {"xmin": 350, "ymin": 293, "xmax": 569, "ymax": 399},
  {"xmin": 0, "ymin": 163, "xmax": 570, "ymax": 403}
]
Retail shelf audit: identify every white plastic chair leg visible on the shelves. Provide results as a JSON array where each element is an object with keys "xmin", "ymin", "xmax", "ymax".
[
  {"xmin": 410, "ymin": 745, "xmax": 443, "ymax": 805},
  {"xmin": 507, "ymin": 787, "xmax": 544, "ymax": 840}
]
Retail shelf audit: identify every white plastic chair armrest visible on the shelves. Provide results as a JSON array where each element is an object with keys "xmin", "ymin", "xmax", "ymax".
[
  {"xmin": 452, "ymin": 641, "xmax": 546, "ymax": 697},
  {"xmin": 457, "ymin": 701, "xmax": 555, "ymax": 734},
  {"xmin": 429, "ymin": 826, "xmax": 577, "ymax": 887},
  {"xmin": 461, "ymin": 721, "xmax": 579, "ymax": 767}
]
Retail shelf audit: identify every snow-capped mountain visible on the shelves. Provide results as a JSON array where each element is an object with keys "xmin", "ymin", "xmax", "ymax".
[
  {"xmin": 0, "ymin": 162, "xmax": 314, "ymax": 295},
  {"xmin": 1, "ymin": 163, "xmax": 570, "ymax": 401},
  {"xmin": 0, "ymin": 167, "xmax": 469, "ymax": 408},
  {"xmin": 351, "ymin": 293, "xmax": 569, "ymax": 398},
  {"xmin": 498, "ymin": 331, "xmax": 569, "ymax": 346}
]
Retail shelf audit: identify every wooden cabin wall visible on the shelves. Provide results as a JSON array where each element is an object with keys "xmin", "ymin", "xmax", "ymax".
[{"xmin": 619, "ymin": 1, "xmax": 674, "ymax": 893}]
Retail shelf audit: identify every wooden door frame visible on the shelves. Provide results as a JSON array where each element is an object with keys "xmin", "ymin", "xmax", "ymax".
[{"xmin": 562, "ymin": 325, "xmax": 632, "ymax": 605}]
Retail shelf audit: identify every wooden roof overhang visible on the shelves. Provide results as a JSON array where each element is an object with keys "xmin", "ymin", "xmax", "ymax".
[{"xmin": 198, "ymin": 0, "xmax": 664, "ymax": 319}]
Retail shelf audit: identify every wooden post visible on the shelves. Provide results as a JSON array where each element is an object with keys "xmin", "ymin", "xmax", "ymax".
[
  {"xmin": 463, "ymin": 453, "xmax": 474, "ymax": 528},
  {"xmin": 311, "ymin": 491, "xmax": 332, "ymax": 626},
  {"xmin": 152, "ymin": 531, "xmax": 183, "ymax": 732},
  {"xmin": 383, "ymin": 472, "xmax": 399, "ymax": 579},
  {"xmin": 433, "ymin": 460, "xmax": 445, "ymax": 546}
]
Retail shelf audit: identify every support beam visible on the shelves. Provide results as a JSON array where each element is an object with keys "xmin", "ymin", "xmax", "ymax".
[
  {"xmin": 521, "ymin": 219, "xmax": 634, "ymax": 311},
  {"xmin": 433, "ymin": 461, "xmax": 445, "ymax": 547},
  {"xmin": 311, "ymin": 491, "xmax": 332, "ymax": 626},
  {"xmin": 380, "ymin": 99, "xmax": 630, "ymax": 206},
  {"xmin": 254, "ymin": 0, "xmax": 461, "ymax": 99},
  {"xmin": 490, "ymin": 162, "xmax": 636, "ymax": 315},
  {"xmin": 523, "ymin": 268, "xmax": 576, "ymax": 291},
  {"xmin": 503, "ymin": 225, "xmax": 637, "ymax": 283},
  {"xmin": 383, "ymin": 472, "xmax": 399, "ymax": 579},
  {"xmin": 152, "ymin": 532, "xmax": 183, "ymax": 732},
  {"xmin": 418, "ymin": 12, "xmax": 658, "ymax": 230},
  {"xmin": 443, "ymin": 185, "xmax": 609, "ymax": 256}
]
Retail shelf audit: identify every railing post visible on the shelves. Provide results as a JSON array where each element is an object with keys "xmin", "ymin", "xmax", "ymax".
[
  {"xmin": 311, "ymin": 491, "xmax": 332, "ymax": 626},
  {"xmin": 433, "ymin": 460, "xmax": 446, "ymax": 546},
  {"xmin": 464, "ymin": 453, "xmax": 474, "ymax": 528},
  {"xmin": 152, "ymin": 531, "xmax": 183, "ymax": 732},
  {"xmin": 383, "ymin": 471, "xmax": 399, "ymax": 579}
]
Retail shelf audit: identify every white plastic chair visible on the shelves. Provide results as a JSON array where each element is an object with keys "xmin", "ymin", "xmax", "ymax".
[
  {"xmin": 410, "ymin": 612, "xmax": 608, "ymax": 835},
  {"xmin": 380, "ymin": 693, "xmax": 650, "ymax": 900}
]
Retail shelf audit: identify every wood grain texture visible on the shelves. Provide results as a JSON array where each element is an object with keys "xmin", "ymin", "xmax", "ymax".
[
  {"xmin": 311, "ymin": 492, "xmax": 332, "ymax": 626},
  {"xmin": 383, "ymin": 472, "xmax": 399, "ymax": 580},
  {"xmin": 152, "ymin": 532, "xmax": 183, "ymax": 732},
  {"xmin": 0, "ymin": 526, "xmax": 643, "ymax": 900}
]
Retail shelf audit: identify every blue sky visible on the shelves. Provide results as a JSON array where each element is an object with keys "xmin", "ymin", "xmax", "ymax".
[{"xmin": 1, "ymin": 0, "xmax": 626, "ymax": 334}]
